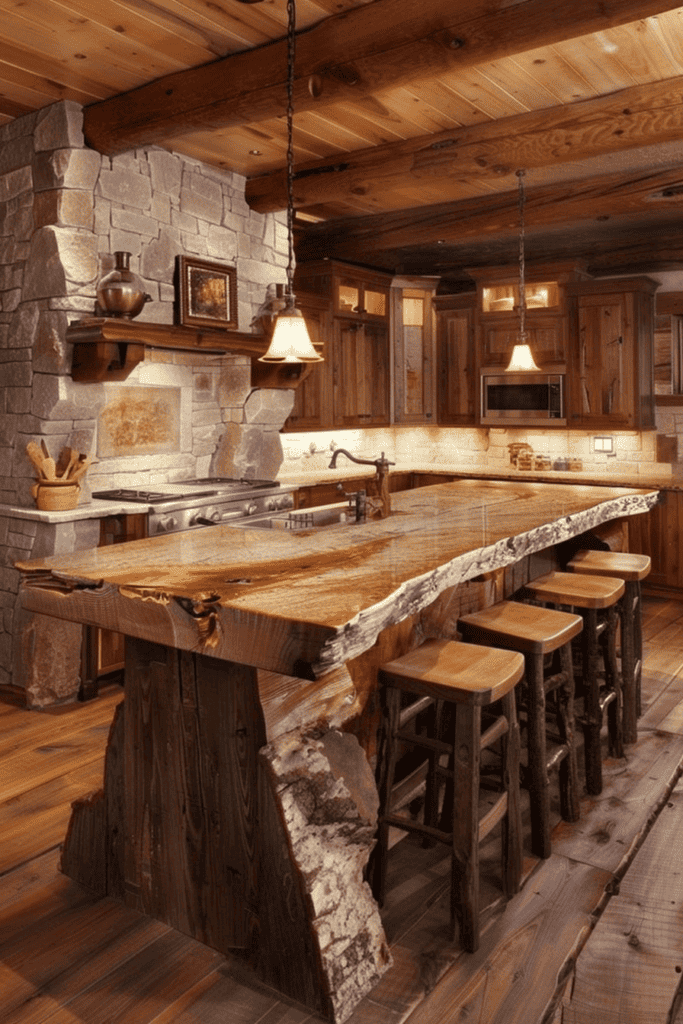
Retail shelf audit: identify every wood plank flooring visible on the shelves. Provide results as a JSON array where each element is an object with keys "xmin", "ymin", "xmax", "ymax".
[{"xmin": 2, "ymin": 596, "xmax": 683, "ymax": 1024}]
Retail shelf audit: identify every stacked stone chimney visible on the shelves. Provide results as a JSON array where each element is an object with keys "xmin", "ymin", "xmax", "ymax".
[{"xmin": 0, "ymin": 100, "xmax": 296, "ymax": 703}]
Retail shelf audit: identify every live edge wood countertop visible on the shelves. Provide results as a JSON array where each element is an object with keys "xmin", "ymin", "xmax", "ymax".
[{"xmin": 18, "ymin": 479, "xmax": 659, "ymax": 681}]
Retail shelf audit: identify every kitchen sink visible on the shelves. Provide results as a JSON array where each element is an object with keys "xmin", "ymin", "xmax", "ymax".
[{"xmin": 240, "ymin": 501, "xmax": 362, "ymax": 531}]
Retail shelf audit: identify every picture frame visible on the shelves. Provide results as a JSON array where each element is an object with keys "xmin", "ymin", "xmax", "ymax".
[{"xmin": 176, "ymin": 256, "xmax": 238, "ymax": 330}]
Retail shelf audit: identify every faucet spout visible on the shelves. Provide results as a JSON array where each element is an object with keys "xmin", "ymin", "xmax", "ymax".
[{"xmin": 327, "ymin": 448, "xmax": 395, "ymax": 518}]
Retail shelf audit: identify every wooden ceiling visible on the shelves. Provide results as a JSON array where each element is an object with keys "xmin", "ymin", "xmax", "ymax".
[{"xmin": 4, "ymin": 0, "xmax": 683, "ymax": 288}]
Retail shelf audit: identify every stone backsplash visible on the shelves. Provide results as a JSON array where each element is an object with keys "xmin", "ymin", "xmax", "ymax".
[{"xmin": 280, "ymin": 424, "xmax": 666, "ymax": 478}]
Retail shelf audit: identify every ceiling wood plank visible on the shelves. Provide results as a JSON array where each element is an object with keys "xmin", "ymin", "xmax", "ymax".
[
  {"xmin": 82, "ymin": 0, "xmax": 683, "ymax": 155},
  {"xmin": 295, "ymin": 165, "xmax": 683, "ymax": 261},
  {"xmin": 247, "ymin": 74, "xmax": 683, "ymax": 212}
]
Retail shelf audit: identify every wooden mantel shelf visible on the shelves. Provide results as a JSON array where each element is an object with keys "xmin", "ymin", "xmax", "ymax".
[{"xmin": 67, "ymin": 317, "xmax": 318, "ymax": 389}]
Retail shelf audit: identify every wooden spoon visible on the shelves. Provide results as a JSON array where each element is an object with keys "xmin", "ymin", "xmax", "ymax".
[
  {"xmin": 70, "ymin": 456, "xmax": 93, "ymax": 483},
  {"xmin": 56, "ymin": 446, "xmax": 74, "ymax": 477},
  {"xmin": 26, "ymin": 442, "xmax": 48, "ymax": 480},
  {"xmin": 61, "ymin": 452, "xmax": 79, "ymax": 480},
  {"xmin": 37, "ymin": 439, "xmax": 56, "ymax": 480}
]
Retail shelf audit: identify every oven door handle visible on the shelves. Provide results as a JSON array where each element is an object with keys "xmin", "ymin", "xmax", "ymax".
[{"xmin": 195, "ymin": 510, "xmax": 246, "ymax": 526}]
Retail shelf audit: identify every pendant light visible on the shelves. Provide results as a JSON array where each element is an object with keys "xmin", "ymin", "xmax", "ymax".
[
  {"xmin": 506, "ymin": 169, "xmax": 541, "ymax": 373},
  {"xmin": 259, "ymin": 0, "xmax": 323, "ymax": 364}
]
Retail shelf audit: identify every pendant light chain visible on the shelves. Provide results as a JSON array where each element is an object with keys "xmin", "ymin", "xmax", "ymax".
[
  {"xmin": 285, "ymin": 0, "xmax": 296, "ymax": 305},
  {"xmin": 517, "ymin": 168, "xmax": 526, "ymax": 340}
]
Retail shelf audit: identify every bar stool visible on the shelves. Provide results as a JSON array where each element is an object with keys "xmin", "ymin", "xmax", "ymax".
[
  {"xmin": 371, "ymin": 638, "xmax": 524, "ymax": 953},
  {"xmin": 566, "ymin": 550, "xmax": 651, "ymax": 745},
  {"xmin": 521, "ymin": 571, "xmax": 625, "ymax": 797},
  {"xmin": 458, "ymin": 601, "xmax": 583, "ymax": 860}
]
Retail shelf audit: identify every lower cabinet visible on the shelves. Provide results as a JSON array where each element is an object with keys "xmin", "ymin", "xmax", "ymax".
[
  {"xmin": 628, "ymin": 489, "xmax": 683, "ymax": 596},
  {"xmin": 80, "ymin": 512, "xmax": 148, "ymax": 698}
]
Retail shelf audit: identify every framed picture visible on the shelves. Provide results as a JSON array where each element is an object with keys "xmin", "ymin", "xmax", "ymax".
[{"xmin": 176, "ymin": 256, "xmax": 238, "ymax": 330}]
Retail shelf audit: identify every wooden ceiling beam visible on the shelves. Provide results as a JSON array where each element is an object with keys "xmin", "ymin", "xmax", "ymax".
[
  {"xmin": 296, "ymin": 165, "xmax": 683, "ymax": 262},
  {"xmin": 248, "ymin": 75, "xmax": 683, "ymax": 212},
  {"xmin": 82, "ymin": 0, "xmax": 681, "ymax": 156}
]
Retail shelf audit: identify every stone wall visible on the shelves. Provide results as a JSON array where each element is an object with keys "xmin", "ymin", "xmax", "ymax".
[{"xmin": 0, "ymin": 100, "xmax": 296, "ymax": 700}]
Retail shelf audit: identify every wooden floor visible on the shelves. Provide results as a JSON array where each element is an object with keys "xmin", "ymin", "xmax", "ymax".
[{"xmin": 3, "ymin": 596, "xmax": 683, "ymax": 1024}]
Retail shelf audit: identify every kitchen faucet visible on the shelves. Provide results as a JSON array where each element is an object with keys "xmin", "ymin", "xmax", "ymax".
[{"xmin": 328, "ymin": 448, "xmax": 395, "ymax": 518}]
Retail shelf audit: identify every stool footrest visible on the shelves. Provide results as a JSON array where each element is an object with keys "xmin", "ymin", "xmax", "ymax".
[{"xmin": 399, "ymin": 695, "xmax": 434, "ymax": 729}]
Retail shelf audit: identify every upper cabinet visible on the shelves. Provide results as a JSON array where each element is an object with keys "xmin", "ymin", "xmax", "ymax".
[
  {"xmin": 290, "ymin": 259, "xmax": 392, "ymax": 430},
  {"xmin": 434, "ymin": 294, "xmax": 477, "ymax": 425},
  {"xmin": 466, "ymin": 262, "xmax": 587, "ymax": 372},
  {"xmin": 392, "ymin": 276, "xmax": 440, "ymax": 424},
  {"xmin": 566, "ymin": 277, "xmax": 657, "ymax": 430},
  {"xmin": 283, "ymin": 292, "xmax": 334, "ymax": 430}
]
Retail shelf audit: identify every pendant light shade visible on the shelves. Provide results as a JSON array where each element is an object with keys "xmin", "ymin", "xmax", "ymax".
[
  {"xmin": 507, "ymin": 339, "xmax": 541, "ymax": 372},
  {"xmin": 259, "ymin": 0, "xmax": 323, "ymax": 365},
  {"xmin": 260, "ymin": 301, "xmax": 322, "ymax": 363},
  {"xmin": 506, "ymin": 169, "xmax": 540, "ymax": 373}
]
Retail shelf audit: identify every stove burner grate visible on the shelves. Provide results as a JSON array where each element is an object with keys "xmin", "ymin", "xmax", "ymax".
[{"xmin": 93, "ymin": 488, "xmax": 219, "ymax": 503}]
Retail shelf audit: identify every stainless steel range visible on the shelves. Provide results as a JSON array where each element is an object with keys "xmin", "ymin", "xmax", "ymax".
[{"xmin": 92, "ymin": 477, "xmax": 296, "ymax": 535}]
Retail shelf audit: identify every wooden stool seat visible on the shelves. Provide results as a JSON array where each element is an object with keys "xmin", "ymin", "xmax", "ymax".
[
  {"xmin": 458, "ymin": 601, "xmax": 583, "ymax": 859},
  {"xmin": 566, "ymin": 550, "xmax": 651, "ymax": 583},
  {"xmin": 371, "ymin": 638, "xmax": 524, "ymax": 953},
  {"xmin": 567, "ymin": 550, "xmax": 651, "ymax": 743},
  {"xmin": 524, "ymin": 570, "xmax": 625, "ymax": 609},
  {"xmin": 523, "ymin": 570, "xmax": 625, "ymax": 796}
]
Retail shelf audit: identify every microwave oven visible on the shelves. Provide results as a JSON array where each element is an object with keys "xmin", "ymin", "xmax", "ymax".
[{"xmin": 481, "ymin": 373, "xmax": 565, "ymax": 426}]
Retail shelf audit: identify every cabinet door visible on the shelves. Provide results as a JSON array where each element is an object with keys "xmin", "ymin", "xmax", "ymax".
[
  {"xmin": 336, "ymin": 271, "xmax": 389, "ymax": 321},
  {"xmin": 334, "ymin": 318, "xmax": 390, "ymax": 426},
  {"xmin": 283, "ymin": 297, "xmax": 334, "ymax": 430},
  {"xmin": 481, "ymin": 315, "xmax": 565, "ymax": 369},
  {"xmin": 393, "ymin": 286, "xmax": 436, "ymax": 423},
  {"xmin": 437, "ymin": 306, "xmax": 476, "ymax": 424},
  {"xmin": 572, "ymin": 292, "xmax": 632, "ymax": 427},
  {"xmin": 627, "ymin": 491, "xmax": 682, "ymax": 595}
]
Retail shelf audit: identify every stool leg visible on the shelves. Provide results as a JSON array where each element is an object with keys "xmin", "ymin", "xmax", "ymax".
[
  {"xmin": 422, "ymin": 699, "xmax": 443, "ymax": 840},
  {"xmin": 556, "ymin": 641, "xmax": 581, "ymax": 824},
  {"xmin": 581, "ymin": 608, "xmax": 603, "ymax": 796},
  {"xmin": 525, "ymin": 652, "xmax": 552, "ymax": 860},
  {"xmin": 370, "ymin": 686, "xmax": 402, "ymax": 906},
  {"xmin": 621, "ymin": 580, "xmax": 639, "ymax": 743},
  {"xmin": 451, "ymin": 703, "xmax": 481, "ymax": 952},
  {"xmin": 601, "ymin": 605, "xmax": 623, "ymax": 760},
  {"xmin": 501, "ymin": 690, "xmax": 522, "ymax": 899},
  {"xmin": 634, "ymin": 581, "xmax": 644, "ymax": 719}
]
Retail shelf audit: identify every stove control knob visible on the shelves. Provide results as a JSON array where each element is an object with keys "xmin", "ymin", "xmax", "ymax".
[
  {"xmin": 191, "ymin": 507, "xmax": 221, "ymax": 526},
  {"xmin": 265, "ymin": 497, "xmax": 278, "ymax": 511},
  {"xmin": 278, "ymin": 494, "xmax": 294, "ymax": 510},
  {"xmin": 244, "ymin": 502, "xmax": 259, "ymax": 516},
  {"xmin": 156, "ymin": 516, "xmax": 178, "ymax": 533}
]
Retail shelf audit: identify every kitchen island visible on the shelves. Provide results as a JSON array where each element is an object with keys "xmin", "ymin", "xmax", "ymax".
[{"xmin": 17, "ymin": 480, "xmax": 659, "ymax": 1023}]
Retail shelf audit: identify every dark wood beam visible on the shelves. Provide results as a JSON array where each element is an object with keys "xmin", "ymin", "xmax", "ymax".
[
  {"xmin": 82, "ymin": 0, "xmax": 681, "ymax": 156},
  {"xmin": 296, "ymin": 166, "xmax": 683, "ymax": 262},
  {"xmin": 248, "ymin": 75, "xmax": 683, "ymax": 212}
]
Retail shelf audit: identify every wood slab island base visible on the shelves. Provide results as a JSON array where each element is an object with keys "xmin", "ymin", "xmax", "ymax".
[
  {"xmin": 17, "ymin": 481, "xmax": 661, "ymax": 1022},
  {"xmin": 61, "ymin": 638, "xmax": 387, "ymax": 1024}
]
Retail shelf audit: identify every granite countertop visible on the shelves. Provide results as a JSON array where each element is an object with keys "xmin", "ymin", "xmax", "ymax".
[
  {"xmin": 18, "ymin": 479, "xmax": 659, "ymax": 678},
  {"xmin": 1, "ymin": 461, "xmax": 677, "ymax": 524}
]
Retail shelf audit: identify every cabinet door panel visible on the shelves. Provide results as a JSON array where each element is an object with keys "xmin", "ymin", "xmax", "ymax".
[
  {"xmin": 481, "ymin": 316, "xmax": 565, "ymax": 368},
  {"xmin": 284, "ymin": 299, "xmax": 333, "ymax": 430},
  {"xmin": 334, "ymin": 319, "xmax": 389, "ymax": 426},
  {"xmin": 437, "ymin": 306, "xmax": 476, "ymax": 424},
  {"xmin": 578, "ymin": 295, "xmax": 629, "ymax": 422},
  {"xmin": 394, "ymin": 287, "xmax": 436, "ymax": 423},
  {"xmin": 628, "ymin": 491, "xmax": 683, "ymax": 594}
]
